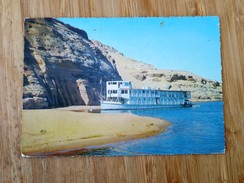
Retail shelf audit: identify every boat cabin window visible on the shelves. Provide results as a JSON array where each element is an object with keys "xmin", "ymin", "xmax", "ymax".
[
  {"xmin": 121, "ymin": 90, "xmax": 128, "ymax": 94},
  {"xmin": 123, "ymin": 82, "xmax": 130, "ymax": 86}
]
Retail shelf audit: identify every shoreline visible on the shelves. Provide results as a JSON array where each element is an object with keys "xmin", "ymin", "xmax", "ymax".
[
  {"xmin": 22, "ymin": 109, "xmax": 171, "ymax": 156},
  {"xmin": 54, "ymin": 100, "xmax": 222, "ymax": 112}
]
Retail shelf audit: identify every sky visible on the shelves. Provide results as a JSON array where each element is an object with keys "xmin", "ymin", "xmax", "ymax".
[{"xmin": 58, "ymin": 17, "xmax": 221, "ymax": 82}]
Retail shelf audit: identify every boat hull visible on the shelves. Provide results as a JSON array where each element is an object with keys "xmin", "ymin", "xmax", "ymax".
[{"xmin": 101, "ymin": 101, "xmax": 189, "ymax": 110}]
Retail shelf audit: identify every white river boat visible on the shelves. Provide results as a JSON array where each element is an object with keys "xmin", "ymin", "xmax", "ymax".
[{"xmin": 101, "ymin": 81, "xmax": 192, "ymax": 110}]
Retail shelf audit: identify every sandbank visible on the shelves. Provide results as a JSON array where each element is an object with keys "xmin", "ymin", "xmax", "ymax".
[{"xmin": 22, "ymin": 109, "xmax": 171, "ymax": 156}]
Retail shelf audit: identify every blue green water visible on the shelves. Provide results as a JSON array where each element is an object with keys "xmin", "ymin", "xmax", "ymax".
[{"xmin": 83, "ymin": 101, "xmax": 225, "ymax": 156}]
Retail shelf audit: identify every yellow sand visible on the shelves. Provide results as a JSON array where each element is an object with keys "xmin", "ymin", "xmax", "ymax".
[{"xmin": 22, "ymin": 109, "xmax": 171, "ymax": 156}]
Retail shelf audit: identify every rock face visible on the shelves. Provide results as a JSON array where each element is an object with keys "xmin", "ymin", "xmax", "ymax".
[
  {"xmin": 23, "ymin": 18, "xmax": 121, "ymax": 109},
  {"xmin": 133, "ymin": 74, "xmax": 146, "ymax": 81}
]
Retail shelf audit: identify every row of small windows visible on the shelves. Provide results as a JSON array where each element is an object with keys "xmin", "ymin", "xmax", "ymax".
[
  {"xmin": 108, "ymin": 90, "xmax": 128, "ymax": 94},
  {"xmin": 107, "ymin": 82, "xmax": 131, "ymax": 86},
  {"xmin": 108, "ymin": 90, "xmax": 117, "ymax": 94},
  {"xmin": 108, "ymin": 82, "xmax": 117, "ymax": 85},
  {"xmin": 130, "ymin": 97, "xmax": 182, "ymax": 104},
  {"xmin": 130, "ymin": 97, "xmax": 181, "ymax": 102},
  {"xmin": 130, "ymin": 90, "xmax": 185, "ymax": 98}
]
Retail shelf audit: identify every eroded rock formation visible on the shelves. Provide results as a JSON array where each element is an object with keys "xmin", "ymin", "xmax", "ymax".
[{"xmin": 23, "ymin": 18, "xmax": 121, "ymax": 109}]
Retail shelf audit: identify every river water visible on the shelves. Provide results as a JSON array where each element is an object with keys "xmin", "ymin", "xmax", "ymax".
[{"xmin": 83, "ymin": 101, "xmax": 225, "ymax": 156}]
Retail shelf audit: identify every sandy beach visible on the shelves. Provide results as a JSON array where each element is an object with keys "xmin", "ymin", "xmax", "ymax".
[{"xmin": 22, "ymin": 109, "xmax": 171, "ymax": 156}]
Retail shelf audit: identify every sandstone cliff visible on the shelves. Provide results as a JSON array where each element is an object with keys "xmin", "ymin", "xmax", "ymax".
[{"xmin": 23, "ymin": 18, "xmax": 121, "ymax": 109}]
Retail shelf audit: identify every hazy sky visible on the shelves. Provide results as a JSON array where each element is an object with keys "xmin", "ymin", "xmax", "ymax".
[{"xmin": 58, "ymin": 17, "xmax": 221, "ymax": 82}]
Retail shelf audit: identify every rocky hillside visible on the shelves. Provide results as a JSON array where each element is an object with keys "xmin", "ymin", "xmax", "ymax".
[
  {"xmin": 94, "ymin": 41, "xmax": 223, "ymax": 102},
  {"xmin": 23, "ymin": 18, "xmax": 121, "ymax": 109}
]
